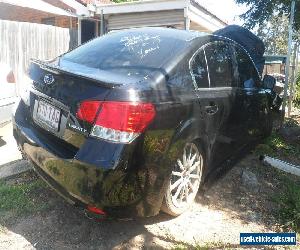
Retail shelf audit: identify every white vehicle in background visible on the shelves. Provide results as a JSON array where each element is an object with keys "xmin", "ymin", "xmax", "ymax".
[{"xmin": 0, "ymin": 63, "xmax": 17, "ymax": 126}]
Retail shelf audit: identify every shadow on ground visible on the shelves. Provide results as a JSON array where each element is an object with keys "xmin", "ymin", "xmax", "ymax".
[
  {"xmin": 0, "ymin": 175, "xmax": 184, "ymax": 249},
  {"xmin": 2, "ymin": 112, "xmax": 300, "ymax": 249},
  {"xmin": 0, "ymin": 151, "xmax": 284, "ymax": 250}
]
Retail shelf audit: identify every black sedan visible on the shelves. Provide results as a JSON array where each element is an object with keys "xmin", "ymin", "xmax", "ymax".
[{"xmin": 13, "ymin": 27, "xmax": 273, "ymax": 217}]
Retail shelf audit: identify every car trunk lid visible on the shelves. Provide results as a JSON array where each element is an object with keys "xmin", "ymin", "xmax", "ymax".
[{"xmin": 28, "ymin": 60, "xmax": 114, "ymax": 151}]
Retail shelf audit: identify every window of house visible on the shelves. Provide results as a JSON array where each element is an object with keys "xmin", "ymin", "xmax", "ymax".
[
  {"xmin": 235, "ymin": 45, "xmax": 260, "ymax": 88},
  {"xmin": 190, "ymin": 49, "xmax": 209, "ymax": 88},
  {"xmin": 204, "ymin": 42, "xmax": 234, "ymax": 88},
  {"xmin": 41, "ymin": 17, "xmax": 55, "ymax": 26}
]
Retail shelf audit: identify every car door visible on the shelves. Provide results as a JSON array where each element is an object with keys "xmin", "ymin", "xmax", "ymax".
[
  {"xmin": 190, "ymin": 40, "xmax": 238, "ymax": 168},
  {"xmin": 233, "ymin": 44, "xmax": 265, "ymax": 141}
]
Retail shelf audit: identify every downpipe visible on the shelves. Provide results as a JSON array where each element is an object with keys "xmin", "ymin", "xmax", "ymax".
[{"xmin": 259, "ymin": 155, "xmax": 300, "ymax": 177}]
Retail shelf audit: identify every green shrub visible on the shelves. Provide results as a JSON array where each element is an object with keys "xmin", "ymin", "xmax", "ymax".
[
  {"xmin": 294, "ymin": 73, "xmax": 300, "ymax": 108},
  {"xmin": 254, "ymin": 132, "xmax": 300, "ymax": 157}
]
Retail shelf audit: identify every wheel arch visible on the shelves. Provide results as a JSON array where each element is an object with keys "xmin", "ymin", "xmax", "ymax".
[{"xmin": 165, "ymin": 118, "xmax": 211, "ymax": 177}]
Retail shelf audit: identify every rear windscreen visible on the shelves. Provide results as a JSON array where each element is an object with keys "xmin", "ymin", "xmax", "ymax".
[{"xmin": 61, "ymin": 29, "xmax": 188, "ymax": 72}]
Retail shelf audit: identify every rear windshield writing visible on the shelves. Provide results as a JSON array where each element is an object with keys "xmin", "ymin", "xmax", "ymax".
[
  {"xmin": 62, "ymin": 31, "xmax": 186, "ymax": 72},
  {"xmin": 121, "ymin": 34, "xmax": 161, "ymax": 59}
]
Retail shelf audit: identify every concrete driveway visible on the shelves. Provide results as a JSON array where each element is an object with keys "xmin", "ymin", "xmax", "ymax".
[{"xmin": 0, "ymin": 122, "xmax": 29, "ymax": 179}]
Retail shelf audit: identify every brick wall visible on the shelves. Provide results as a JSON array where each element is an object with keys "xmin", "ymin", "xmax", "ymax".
[
  {"xmin": 43, "ymin": 0, "xmax": 76, "ymax": 13},
  {"xmin": 56, "ymin": 16, "xmax": 78, "ymax": 29},
  {"xmin": 0, "ymin": 2, "xmax": 78, "ymax": 28},
  {"xmin": 0, "ymin": 0, "xmax": 112, "ymax": 29}
]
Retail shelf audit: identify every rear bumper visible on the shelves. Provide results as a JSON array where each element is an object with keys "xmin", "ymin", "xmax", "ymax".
[
  {"xmin": 13, "ymin": 99, "xmax": 165, "ymax": 217},
  {"xmin": 13, "ymin": 117, "xmax": 141, "ymax": 216}
]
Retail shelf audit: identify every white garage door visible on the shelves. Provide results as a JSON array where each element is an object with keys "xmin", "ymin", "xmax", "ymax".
[{"xmin": 107, "ymin": 9, "xmax": 184, "ymax": 31}]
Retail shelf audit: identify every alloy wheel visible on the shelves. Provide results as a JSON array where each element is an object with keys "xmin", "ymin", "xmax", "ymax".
[{"xmin": 169, "ymin": 143, "xmax": 203, "ymax": 208}]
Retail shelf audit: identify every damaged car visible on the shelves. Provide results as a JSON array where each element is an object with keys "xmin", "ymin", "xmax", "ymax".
[{"xmin": 13, "ymin": 27, "xmax": 275, "ymax": 217}]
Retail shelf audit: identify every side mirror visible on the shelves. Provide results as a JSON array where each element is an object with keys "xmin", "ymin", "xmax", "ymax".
[{"xmin": 263, "ymin": 75, "xmax": 276, "ymax": 90}]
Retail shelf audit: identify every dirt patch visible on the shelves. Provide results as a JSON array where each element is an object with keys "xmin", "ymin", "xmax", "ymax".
[
  {"xmin": 2, "ymin": 111, "xmax": 300, "ymax": 249},
  {"xmin": 0, "ymin": 150, "xmax": 295, "ymax": 249}
]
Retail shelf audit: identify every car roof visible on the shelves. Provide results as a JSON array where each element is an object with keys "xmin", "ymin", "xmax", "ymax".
[{"xmin": 111, "ymin": 27, "xmax": 242, "ymax": 49}]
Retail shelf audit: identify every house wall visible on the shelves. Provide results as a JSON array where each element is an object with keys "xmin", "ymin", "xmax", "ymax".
[
  {"xmin": 263, "ymin": 64, "xmax": 285, "ymax": 75},
  {"xmin": 0, "ymin": 3, "xmax": 78, "ymax": 28},
  {"xmin": 43, "ymin": 0, "xmax": 76, "ymax": 13}
]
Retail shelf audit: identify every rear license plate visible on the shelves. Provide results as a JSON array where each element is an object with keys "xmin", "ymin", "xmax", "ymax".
[{"xmin": 36, "ymin": 100, "xmax": 61, "ymax": 131}]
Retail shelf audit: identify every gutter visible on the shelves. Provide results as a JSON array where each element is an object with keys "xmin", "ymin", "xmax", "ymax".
[{"xmin": 190, "ymin": 0, "xmax": 227, "ymax": 26}]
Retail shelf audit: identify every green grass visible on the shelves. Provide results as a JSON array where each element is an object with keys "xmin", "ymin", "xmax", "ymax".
[
  {"xmin": 293, "ymin": 75, "xmax": 300, "ymax": 108},
  {"xmin": 273, "ymin": 176, "xmax": 300, "ymax": 232},
  {"xmin": 261, "ymin": 128, "xmax": 300, "ymax": 232},
  {"xmin": 254, "ymin": 117, "xmax": 300, "ymax": 233},
  {"xmin": 0, "ymin": 179, "xmax": 48, "ymax": 223},
  {"xmin": 255, "ymin": 131, "xmax": 300, "ymax": 157}
]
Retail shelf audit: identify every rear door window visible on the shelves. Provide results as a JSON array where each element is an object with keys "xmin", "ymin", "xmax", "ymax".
[
  {"xmin": 204, "ymin": 42, "xmax": 235, "ymax": 88},
  {"xmin": 234, "ymin": 45, "xmax": 261, "ymax": 88},
  {"xmin": 190, "ymin": 49, "xmax": 209, "ymax": 88}
]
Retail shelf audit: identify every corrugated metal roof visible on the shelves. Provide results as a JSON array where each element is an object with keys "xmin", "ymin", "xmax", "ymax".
[{"xmin": 264, "ymin": 55, "xmax": 287, "ymax": 64}]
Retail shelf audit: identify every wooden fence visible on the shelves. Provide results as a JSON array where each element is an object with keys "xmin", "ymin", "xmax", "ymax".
[{"xmin": 0, "ymin": 20, "xmax": 78, "ymax": 94}]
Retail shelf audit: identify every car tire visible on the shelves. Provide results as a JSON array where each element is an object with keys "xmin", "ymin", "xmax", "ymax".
[{"xmin": 161, "ymin": 142, "xmax": 204, "ymax": 216}]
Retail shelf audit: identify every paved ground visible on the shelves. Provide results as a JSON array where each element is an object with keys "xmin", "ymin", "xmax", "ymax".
[
  {"xmin": 0, "ymin": 122, "xmax": 30, "ymax": 179},
  {"xmin": 0, "ymin": 160, "xmax": 30, "ymax": 179},
  {"xmin": 0, "ymin": 122, "xmax": 22, "ymax": 166}
]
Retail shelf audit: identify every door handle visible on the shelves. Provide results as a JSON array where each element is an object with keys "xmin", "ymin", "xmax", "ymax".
[{"xmin": 205, "ymin": 102, "xmax": 218, "ymax": 115}]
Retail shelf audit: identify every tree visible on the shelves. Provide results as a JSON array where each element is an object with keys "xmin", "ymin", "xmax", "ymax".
[
  {"xmin": 235, "ymin": 0, "xmax": 300, "ymax": 31},
  {"xmin": 294, "ymin": 72, "xmax": 300, "ymax": 107},
  {"xmin": 256, "ymin": 15, "xmax": 289, "ymax": 54}
]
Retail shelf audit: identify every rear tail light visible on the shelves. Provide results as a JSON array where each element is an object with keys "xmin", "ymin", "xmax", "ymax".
[
  {"xmin": 76, "ymin": 101, "xmax": 101, "ymax": 124},
  {"xmin": 7, "ymin": 70, "xmax": 15, "ymax": 83},
  {"xmin": 76, "ymin": 101, "xmax": 156, "ymax": 143}
]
